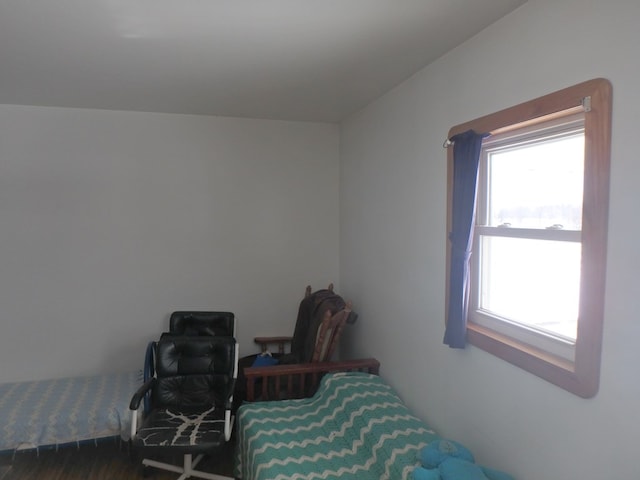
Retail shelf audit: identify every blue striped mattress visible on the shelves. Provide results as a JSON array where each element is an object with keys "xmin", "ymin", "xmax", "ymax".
[
  {"xmin": 234, "ymin": 371, "xmax": 438, "ymax": 480},
  {"xmin": 0, "ymin": 371, "xmax": 142, "ymax": 452}
]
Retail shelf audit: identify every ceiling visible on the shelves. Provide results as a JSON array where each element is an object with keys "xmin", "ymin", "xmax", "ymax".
[{"xmin": 0, "ymin": 0, "xmax": 526, "ymax": 123}]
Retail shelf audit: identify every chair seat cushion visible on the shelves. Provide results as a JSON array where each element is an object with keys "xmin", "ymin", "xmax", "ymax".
[{"xmin": 133, "ymin": 405, "xmax": 226, "ymax": 453}]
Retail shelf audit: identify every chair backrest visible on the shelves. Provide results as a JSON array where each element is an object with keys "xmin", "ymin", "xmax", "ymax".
[
  {"xmin": 167, "ymin": 311, "xmax": 235, "ymax": 337},
  {"xmin": 290, "ymin": 285, "xmax": 355, "ymax": 364},
  {"xmin": 152, "ymin": 336, "xmax": 237, "ymax": 410},
  {"xmin": 311, "ymin": 302, "xmax": 352, "ymax": 362}
]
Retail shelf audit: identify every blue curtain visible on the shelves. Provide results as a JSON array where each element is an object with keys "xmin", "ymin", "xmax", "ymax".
[{"xmin": 443, "ymin": 130, "xmax": 488, "ymax": 348}]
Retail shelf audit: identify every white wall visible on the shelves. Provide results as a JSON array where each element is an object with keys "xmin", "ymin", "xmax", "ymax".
[
  {"xmin": 0, "ymin": 105, "xmax": 340, "ymax": 383},
  {"xmin": 339, "ymin": 0, "xmax": 640, "ymax": 478}
]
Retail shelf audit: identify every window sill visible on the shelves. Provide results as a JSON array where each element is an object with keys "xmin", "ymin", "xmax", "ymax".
[{"xmin": 467, "ymin": 323, "xmax": 598, "ymax": 398}]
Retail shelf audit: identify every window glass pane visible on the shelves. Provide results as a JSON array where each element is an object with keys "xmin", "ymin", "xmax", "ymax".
[
  {"xmin": 487, "ymin": 134, "xmax": 584, "ymax": 230},
  {"xmin": 478, "ymin": 235, "xmax": 580, "ymax": 340}
]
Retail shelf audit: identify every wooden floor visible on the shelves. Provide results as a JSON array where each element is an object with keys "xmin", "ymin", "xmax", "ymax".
[{"xmin": 0, "ymin": 438, "xmax": 235, "ymax": 480}]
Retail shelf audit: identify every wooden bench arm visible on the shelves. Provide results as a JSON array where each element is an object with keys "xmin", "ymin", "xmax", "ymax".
[
  {"xmin": 254, "ymin": 336, "xmax": 293, "ymax": 354},
  {"xmin": 243, "ymin": 358, "xmax": 380, "ymax": 402}
]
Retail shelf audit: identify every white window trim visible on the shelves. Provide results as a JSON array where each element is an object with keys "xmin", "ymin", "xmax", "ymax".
[{"xmin": 469, "ymin": 117, "xmax": 585, "ymax": 361}]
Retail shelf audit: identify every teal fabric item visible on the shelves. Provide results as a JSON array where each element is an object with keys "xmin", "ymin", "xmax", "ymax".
[
  {"xmin": 440, "ymin": 458, "xmax": 490, "ymax": 477},
  {"xmin": 480, "ymin": 466, "xmax": 517, "ymax": 480},
  {"xmin": 415, "ymin": 438, "xmax": 515, "ymax": 480},
  {"xmin": 413, "ymin": 466, "xmax": 441, "ymax": 480},
  {"xmin": 414, "ymin": 461, "xmax": 516, "ymax": 480},
  {"xmin": 234, "ymin": 372, "xmax": 438, "ymax": 480},
  {"xmin": 420, "ymin": 439, "xmax": 475, "ymax": 468}
]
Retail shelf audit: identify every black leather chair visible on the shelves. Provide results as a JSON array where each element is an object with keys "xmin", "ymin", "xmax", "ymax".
[
  {"xmin": 163, "ymin": 311, "xmax": 236, "ymax": 338},
  {"xmin": 143, "ymin": 311, "xmax": 236, "ymax": 401},
  {"xmin": 130, "ymin": 336, "xmax": 238, "ymax": 480}
]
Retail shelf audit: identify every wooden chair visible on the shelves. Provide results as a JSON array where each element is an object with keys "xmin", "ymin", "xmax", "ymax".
[
  {"xmin": 253, "ymin": 284, "xmax": 352, "ymax": 363},
  {"xmin": 236, "ymin": 284, "xmax": 357, "ymax": 405}
]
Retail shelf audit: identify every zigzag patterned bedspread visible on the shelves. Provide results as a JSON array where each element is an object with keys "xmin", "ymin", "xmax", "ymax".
[
  {"xmin": 234, "ymin": 372, "xmax": 438, "ymax": 480},
  {"xmin": 0, "ymin": 371, "xmax": 142, "ymax": 452}
]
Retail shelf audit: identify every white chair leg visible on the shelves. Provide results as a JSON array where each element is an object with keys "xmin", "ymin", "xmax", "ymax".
[
  {"xmin": 142, "ymin": 457, "xmax": 184, "ymax": 474},
  {"xmin": 142, "ymin": 453, "xmax": 234, "ymax": 480}
]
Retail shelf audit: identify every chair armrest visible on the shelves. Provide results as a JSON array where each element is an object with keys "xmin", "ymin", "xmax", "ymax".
[
  {"xmin": 253, "ymin": 336, "xmax": 293, "ymax": 354},
  {"xmin": 224, "ymin": 378, "xmax": 237, "ymax": 410},
  {"xmin": 243, "ymin": 358, "xmax": 380, "ymax": 402},
  {"xmin": 129, "ymin": 377, "xmax": 156, "ymax": 410}
]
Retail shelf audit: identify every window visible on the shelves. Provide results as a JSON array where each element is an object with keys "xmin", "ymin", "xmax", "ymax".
[
  {"xmin": 473, "ymin": 116, "xmax": 585, "ymax": 360},
  {"xmin": 445, "ymin": 79, "xmax": 612, "ymax": 397}
]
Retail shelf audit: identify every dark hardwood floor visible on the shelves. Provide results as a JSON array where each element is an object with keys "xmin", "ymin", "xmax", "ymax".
[{"xmin": 0, "ymin": 438, "xmax": 235, "ymax": 480}]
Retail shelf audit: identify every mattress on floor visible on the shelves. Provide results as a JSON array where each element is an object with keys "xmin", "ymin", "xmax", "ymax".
[{"xmin": 0, "ymin": 371, "xmax": 142, "ymax": 452}]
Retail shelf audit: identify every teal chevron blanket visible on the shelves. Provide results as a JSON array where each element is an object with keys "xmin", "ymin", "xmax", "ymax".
[{"xmin": 234, "ymin": 372, "xmax": 438, "ymax": 480}]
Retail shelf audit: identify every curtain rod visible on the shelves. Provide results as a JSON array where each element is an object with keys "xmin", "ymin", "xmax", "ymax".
[{"xmin": 442, "ymin": 97, "xmax": 590, "ymax": 149}]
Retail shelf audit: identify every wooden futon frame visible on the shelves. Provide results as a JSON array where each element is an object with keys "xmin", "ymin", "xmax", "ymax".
[{"xmin": 243, "ymin": 357, "xmax": 380, "ymax": 402}]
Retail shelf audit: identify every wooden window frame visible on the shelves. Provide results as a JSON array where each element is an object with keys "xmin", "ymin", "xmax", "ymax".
[{"xmin": 445, "ymin": 78, "xmax": 612, "ymax": 398}]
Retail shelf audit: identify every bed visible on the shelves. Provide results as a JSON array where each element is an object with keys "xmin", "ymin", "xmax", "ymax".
[
  {"xmin": 234, "ymin": 368, "xmax": 438, "ymax": 480},
  {"xmin": 0, "ymin": 370, "xmax": 141, "ymax": 453}
]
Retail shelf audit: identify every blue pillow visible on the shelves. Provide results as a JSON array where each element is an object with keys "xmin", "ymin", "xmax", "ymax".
[{"xmin": 252, "ymin": 354, "xmax": 279, "ymax": 367}]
